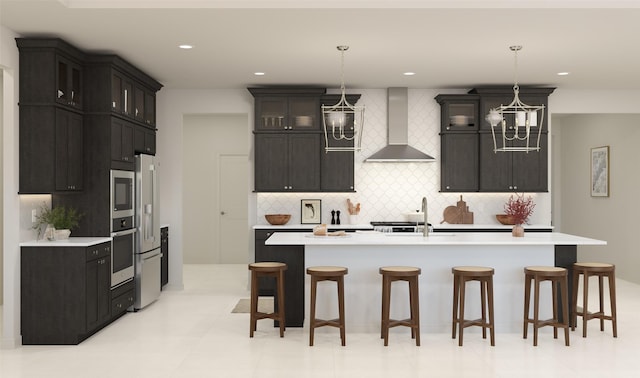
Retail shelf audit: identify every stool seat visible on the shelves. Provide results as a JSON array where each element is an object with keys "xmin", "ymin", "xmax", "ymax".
[
  {"xmin": 451, "ymin": 266, "xmax": 495, "ymax": 346},
  {"xmin": 307, "ymin": 266, "xmax": 348, "ymax": 346},
  {"xmin": 571, "ymin": 262, "xmax": 617, "ymax": 338},
  {"xmin": 380, "ymin": 266, "xmax": 421, "ymax": 346},
  {"xmin": 248, "ymin": 262, "xmax": 287, "ymax": 338},
  {"xmin": 523, "ymin": 266, "xmax": 570, "ymax": 346}
]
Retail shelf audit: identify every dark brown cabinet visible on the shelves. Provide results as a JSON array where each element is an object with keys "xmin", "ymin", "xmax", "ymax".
[
  {"xmin": 479, "ymin": 132, "xmax": 548, "ymax": 192},
  {"xmin": 134, "ymin": 124, "xmax": 156, "ymax": 155},
  {"xmin": 254, "ymin": 230, "xmax": 305, "ymax": 327},
  {"xmin": 17, "ymin": 39, "xmax": 86, "ymax": 194},
  {"xmin": 436, "ymin": 87, "xmax": 554, "ymax": 193},
  {"xmin": 111, "ymin": 118, "xmax": 135, "ymax": 167},
  {"xmin": 250, "ymin": 88, "xmax": 325, "ymax": 131},
  {"xmin": 440, "ymin": 133, "xmax": 478, "ymax": 192},
  {"xmin": 21, "ymin": 242, "xmax": 112, "ymax": 345},
  {"xmin": 254, "ymin": 133, "xmax": 321, "ymax": 192},
  {"xmin": 161, "ymin": 226, "xmax": 169, "ymax": 288}
]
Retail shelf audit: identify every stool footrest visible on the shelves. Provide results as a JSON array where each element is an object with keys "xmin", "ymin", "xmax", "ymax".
[
  {"xmin": 312, "ymin": 318, "xmax": 343, "ymax": 328},
  {"xmin": 525, "ymin": 318, "xmax": 568, "ymax": 329},
  {"xmin": 457, "ymin": 318, "xmax": 493, "ymax": 329},
  {"xmin": 387, "ymin": 319, "xmax": 418, "ymax": 329}
]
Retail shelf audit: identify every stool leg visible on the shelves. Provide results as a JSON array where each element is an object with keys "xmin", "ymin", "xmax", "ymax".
[
  {"xmin": 409, "ymin": 276, "xmax": 420, "ymax": 346},
  {"xmin": 552, "ymin": 279, "xmax": 558, "ymax": 340},
  {"xmin": 277, "ymin": 270, "xmax": 286, "ymax": 338},
  {"xmin": 582, "ymin": 272, "xmax": 589, "ymax": 338},
  {"xmin": 571, "ymin": 269, "xmax": 580, "ymax": 331},
  {"xmin": 338, "ymin": 275, "xmax": 346, "ymax": 346},
  {"xmin": 458, "ymin": 276, "xmax": 466, "ymax": 347},
  {"xmin": 249, "ymin": 271, "xmax": 258, "ymax": 338},
  {"xmin": 533, "ymin": 276, "xmax": 540, "ymax": 346},
  {"xmin": 382, "ymin": 276, "xmax": 390, "ymax": 346},
  {"xmin": 609, "ymin": 272, "xmax": 618, "ymax": 337},
  {"xmin": 598, "ymin": 274, "xmax": 605, "ymax": 331},
  {"xmin": 523, "ymin": 274, "xmax": 531, "ymax": 340},
  {"xmin": 452, "ymin": 274, "xmax": 460, "ymax": 339},
  {"xmin": 561, "ymin": 275, "xmax": 570, "ymax": 346},
  {"xmin": 309, "ymin": 276, "xmax": 317, "ymax": 346},
  {"xmin": 487, "ymin": 276, "xmax": 495, "ymax": 346},
  {"xmin": 480, "ymin": 278, "xmax": 487, "ymax": 340}
]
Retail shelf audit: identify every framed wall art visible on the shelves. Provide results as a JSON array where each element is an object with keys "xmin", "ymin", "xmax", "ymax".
[
  {"xmin": 591, "ymin": 146, "xmax": 609, "ymax": 197},
  {"xmin": 301, "ymin": 199, "xmax": 321, "ymax": 224}
]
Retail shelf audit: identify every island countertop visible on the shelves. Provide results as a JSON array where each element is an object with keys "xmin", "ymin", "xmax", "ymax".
[{"xmin": 265, "ymin": 231, "xmax": 606, "ymax": 247}]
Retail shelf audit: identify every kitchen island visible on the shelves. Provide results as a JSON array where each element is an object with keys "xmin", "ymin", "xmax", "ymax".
[{"xmin": 265, "ymin": 231, "xmax": 606, "ymax": 333}]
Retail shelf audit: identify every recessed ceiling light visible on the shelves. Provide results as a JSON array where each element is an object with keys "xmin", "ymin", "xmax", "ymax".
[
  {"xmin": 557, "ymin": 72, "xmax": 570, "ymax": 76},
  {"xmin": 254, "ymin": 72, "xmax": 265, "ymax": 76},
  {"xmin": 179, "ymin": 44, "xmax": 193, "ymax": 49},
  {"xmin": 403, "ymin": 72, "xmax": 416, "ymax": 76}
]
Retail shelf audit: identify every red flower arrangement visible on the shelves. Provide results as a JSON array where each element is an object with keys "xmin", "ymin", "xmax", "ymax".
[{"xmin": 504, "ymin": 193, "xmax": 535, "ymax": 225}]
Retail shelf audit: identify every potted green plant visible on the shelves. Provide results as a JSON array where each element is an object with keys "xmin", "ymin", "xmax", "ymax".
[{"xmin": 33, "ymin": 203, "xmax": 82, "ymax": 240}]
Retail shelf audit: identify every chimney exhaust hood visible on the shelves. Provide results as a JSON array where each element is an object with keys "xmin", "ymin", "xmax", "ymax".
[{"xmin": 365, "ymin": 87, "xmax": 435, "ymax": 162}]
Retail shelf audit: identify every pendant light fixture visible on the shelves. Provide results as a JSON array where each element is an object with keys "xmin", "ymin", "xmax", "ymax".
[
  {"xmin": 322, "ymin": 45, "xmax": 365, "ymax": 152},
  {"xmin": 485, "ymin": 45, "xmax": 545, "ymax": 153}
]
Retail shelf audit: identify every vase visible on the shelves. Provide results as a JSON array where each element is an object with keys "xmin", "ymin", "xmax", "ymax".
[
  {"xmin": 44, "ymin": 224, "xmax": 56, "ymax": 241},
  {"xmin": 349, "ymin": 214, "xmax": 359, "ymax": 225},
  {"xmin": 54, "ymin": 229, "xmax": 71, "ymax": 240},
  {"xmin": 512, "ymin": 224, "xmax": 525, "ymax": 237}
]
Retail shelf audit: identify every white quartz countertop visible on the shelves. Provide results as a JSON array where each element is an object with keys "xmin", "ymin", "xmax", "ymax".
[
  {"xmin": 253, "ymin": 223, "xmax": 552, "ymax": 230},
  {"xmin": 20, "ymin": 237, "xmax": 112, "ymax": 247},
  {"xmin": 265, "ymin": 231, "xmax": 606, "ymax": 246}
]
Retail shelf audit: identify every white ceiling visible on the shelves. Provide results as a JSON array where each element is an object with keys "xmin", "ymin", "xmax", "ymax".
[{"xmin": 3, "ymin": 0, "xmax": 640, "ymax": 91}]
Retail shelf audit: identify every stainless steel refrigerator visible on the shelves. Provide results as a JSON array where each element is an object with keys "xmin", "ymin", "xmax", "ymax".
[{"xmin": 134, "ymin": 154, "xmax": 161, "ymax": 310}]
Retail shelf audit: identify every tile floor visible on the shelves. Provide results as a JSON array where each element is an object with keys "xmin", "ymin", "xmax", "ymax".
[{"xmin": 1, "ymin": 264, "xmax": 639, "ymax": 378}]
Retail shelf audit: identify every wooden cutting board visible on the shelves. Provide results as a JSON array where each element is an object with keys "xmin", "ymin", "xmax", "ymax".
[{"xmin": 441, "ymin": 206, "xmax": 461, "ymax": 224}]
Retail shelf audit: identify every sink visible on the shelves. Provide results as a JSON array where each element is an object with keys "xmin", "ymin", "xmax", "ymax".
[{"xmin": 384, "ymin": 233, "xmax": 454, "ymax": 237}]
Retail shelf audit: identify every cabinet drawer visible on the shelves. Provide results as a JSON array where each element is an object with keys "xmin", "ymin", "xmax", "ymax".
[
  {"xmin": 86, "ymin": 242, "xmax": 111, "ymax": 262},
  {"xmin": 112, "ymin": 288, "xmax": 134, "ymax": 317}
]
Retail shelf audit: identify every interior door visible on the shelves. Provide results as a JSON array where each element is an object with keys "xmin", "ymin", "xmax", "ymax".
[{"xmin": 219, "ymin": 154, "xmax": 249, "ymax": 263}]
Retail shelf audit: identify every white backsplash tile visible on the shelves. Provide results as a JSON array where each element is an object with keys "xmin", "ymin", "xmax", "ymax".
[{"xmin": 257, "ymin": 89, "xmax": 551, "ymax": 227}]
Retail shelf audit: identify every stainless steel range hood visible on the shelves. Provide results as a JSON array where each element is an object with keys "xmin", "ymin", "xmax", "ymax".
[{"xmin": 366, "ymin": 87, "xmax": 435, "ymax": 162}]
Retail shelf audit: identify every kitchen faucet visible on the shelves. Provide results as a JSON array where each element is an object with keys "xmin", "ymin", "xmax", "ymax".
[{"xmin": 422, "ymin": 197, "xmax": 428, "ymax": 237}]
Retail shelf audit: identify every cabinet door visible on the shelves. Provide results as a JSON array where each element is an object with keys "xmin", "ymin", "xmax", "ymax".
[
  {"xmin": 161, "ymin": 227, "xmax": 169, "ymax": 288},
  {"xmin": 441, "ymin": 133, "xmax": 478, "ymax": 192},
  {"xmin": 441, "ymin": 100, "xmax": 479, "ymax": 132},
  {"xmin": 479, "ymin": 133, "xmax": 513, "ymax": 191},
  {"xmin": 288, "ymin": 97, "xmax": 320, "ymax": 130},
  {"xmin": 512, "ymin": 134, "xmax": 548, "ymax": 192},
  {"xmin": 111, "ymin": 118, "xmax": 135, "ymax": 165},
  {"xmin": 134, "ymin": 85, "xmax": 145, "ymax": 122},
  {"xmin": 56, "ymin": 55, "xmax": 82, "ymax": 109},
  {"xmin": 321, "ymin": 137, "xmax": 355, "ymax": 192},
  {"xmin": 254, "ymin": 133, "xmax": 288, "ymax": 191},
  {"xmin": 288, "ymin": 133, "xmax": 321, "ymax": 191},
  {"xmin": 144, "ymin": 91, "xmax": 156, "ymax": 127},
  {"xmin": 55, "ymin": 109, "xmax": 83, "ymax": 191},
  {"xmin": 86, "ymin": 255, "xmax": 111, "ymax": 331},
  {"xmin": 134, "ymin": 125, "xmax": 156, "ymax": 155},
  {"xmin": 255, "ymin": 96, "xmax": 288, "ymax": 130}
]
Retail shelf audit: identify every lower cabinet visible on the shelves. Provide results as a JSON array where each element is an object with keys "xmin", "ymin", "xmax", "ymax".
[
  {"xmin": 255, "ymin": 230, "xmax": 305, "ymax": 327},
  {"xmin": 21, "ymin": 241, "xmax": 126, "ymax": 345}
]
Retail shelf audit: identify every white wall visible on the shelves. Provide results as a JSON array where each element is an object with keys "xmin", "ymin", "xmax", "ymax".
[
  {"xmin": 182, "ymin": 113, "xmax": 249, "ymax": 263},
  {"xmin": 553, "ymin": 114, "xmax": 640, "ymax": 283}
]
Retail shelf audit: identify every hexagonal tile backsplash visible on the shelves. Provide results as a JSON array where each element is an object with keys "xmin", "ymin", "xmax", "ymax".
[{"xmin": 257, "ymin": 88, "xmax": 550, "ymax": 226}]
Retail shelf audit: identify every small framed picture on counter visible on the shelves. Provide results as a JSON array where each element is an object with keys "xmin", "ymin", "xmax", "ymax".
[
  {"xmin": 591, "ymin": 145, "xmax": 609, "ymax": 197},
  {"xmin": 301, "ymin": 199, "xmax": 321, "ymax": 224}
]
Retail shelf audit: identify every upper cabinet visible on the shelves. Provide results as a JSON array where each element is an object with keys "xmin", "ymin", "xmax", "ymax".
[
  {"xmin": 16, "ymin": 38, "xmax": 85, "ymax": 111},
  {"xmin": 436, "ymin": 87, "xmax": 554, "ymax": 193},
  {"xmin": 249, "ymin": 87, "xmax": 325, "ymax": 131}
]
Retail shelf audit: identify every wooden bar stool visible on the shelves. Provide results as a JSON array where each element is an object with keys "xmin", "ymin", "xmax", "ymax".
[
  {"xmin": 523, "ymin": 266, "xmax": 570, "ymax": 346},
  {"xmin": 307, "ymin": 266, "xmax": 348, "ymax": 346},
  {"xmin": 451, "ymin": 266, "xmax": 495, "ymax": 346},
  {"xmin": 379, "ymin": 266, "xmax": 421, "ymax": 346},
  {"xmin": 571, "ymin": 262, "xmax": 617, "ymax": 338},
  {"xmin": 248, "ymin": 262, "xmax": 287, "ymax": 338}
]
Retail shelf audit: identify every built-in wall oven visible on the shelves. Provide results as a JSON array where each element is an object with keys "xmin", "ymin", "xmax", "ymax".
[{"xmin": 111, "ymin": 170, "xmax": 135, "ymax": 288}]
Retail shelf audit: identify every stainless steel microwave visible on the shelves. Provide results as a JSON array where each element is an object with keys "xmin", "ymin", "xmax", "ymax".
[{"xmin": 111, "ymin": 170, "xmax": 135, "ymax": 220}]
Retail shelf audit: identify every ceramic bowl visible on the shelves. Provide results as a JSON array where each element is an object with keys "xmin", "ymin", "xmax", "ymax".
[
  {"xmin": 265, "ymin": 214, "xmax": 291, "ymax": 225},
  {"xmin": 495, "ymin": 214, "xmax": 516, "ymax": 225}
]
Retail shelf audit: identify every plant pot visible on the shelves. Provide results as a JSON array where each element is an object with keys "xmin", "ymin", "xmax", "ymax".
[
  {"xmin": 512, "ymin": 224, "xmax": 525, "ymax": 237},
  {"xmin": 54, "ymin": 229, "xmax": 71, "ymax": 240}
]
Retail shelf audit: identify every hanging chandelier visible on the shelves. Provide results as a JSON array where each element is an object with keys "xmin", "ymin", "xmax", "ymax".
[
  {"xmin": 322, "ymin": 45, "xmax": 365, "ymax": 152},
  {"xmin": 485, "ymin": 45, "xmax": 545, "ymax": 153}
]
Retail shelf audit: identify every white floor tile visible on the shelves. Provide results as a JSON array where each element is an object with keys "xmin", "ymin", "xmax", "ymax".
[{"xmin": 1, "ymin": 264, "xmax": 639, "ymax": 377}]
